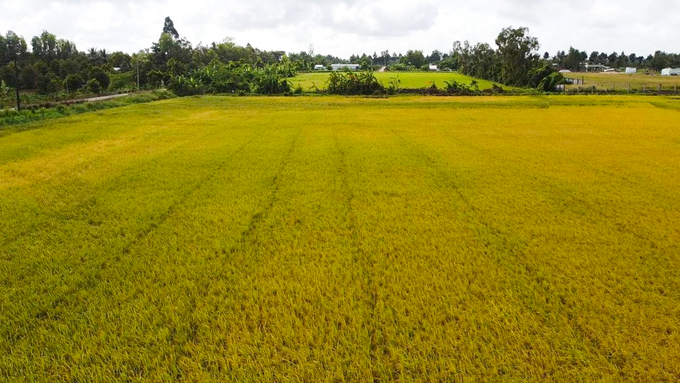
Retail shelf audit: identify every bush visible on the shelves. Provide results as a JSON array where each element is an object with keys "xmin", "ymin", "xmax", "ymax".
[
  {"xmin": 87, "ymin": 79, "xmax": 102, "ymax": 94},
  {"xmin": 443, "ymin": 80, "xmax": 480, "ymax": 95},
  {"xmin": 537, "ymin": 72, "xmax": 565, "ymax": 92},
  {"xmin": 253, "ymin": 66, "xmax": 292, "ymax": 94},
  {"xmin": 327, "ymin": 70, "xmax": 385, "ymax": 95},
  {"xmin": 64, "ymin": 74, "xmax": 84, "ymax": 93},
  {"xmin": 89, "ymin": 67, "xmax": 110, "ymax": 90},
  {"xmin": 389, "ymin": 63, "xmax": 412, "ymax": 72},
  {"xmin": 386, "ymin": 76, "xmax": 401, "ymax": 95},
  {"xmin": 109, "ymin": 72, "xmax": 135, "ymax": 92}
]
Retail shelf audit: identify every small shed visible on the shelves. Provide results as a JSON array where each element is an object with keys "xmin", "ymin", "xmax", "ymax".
[
  {"xmin": 331, "ymin": 64, "xmax": 360, "ymax": 71},
  {"xmin": 585, "ymin": 63, "xmax": 607, "ymax": 72},
  {"xmin": 661, "ymin": 68, "xmax": 680, "ymax": 76},
  {"xmin": 428, "ymin": 64, "xmax": 439, "ymax": 71},
  {"xmin": 625, "ymin": 67, "xmax": 637, "ymax": 74},
  {"xmin": 314, "ymin": 65, "xmax": 326, "ymax": 71}
]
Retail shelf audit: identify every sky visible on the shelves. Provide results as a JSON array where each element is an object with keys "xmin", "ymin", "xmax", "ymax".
[{"xmin": 1, "ymin": 0, "xmax": 678, "ymax": 58}]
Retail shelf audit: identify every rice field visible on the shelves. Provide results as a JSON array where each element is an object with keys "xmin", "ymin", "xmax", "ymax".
[
  {"xmin": 290, "ymin": 71, "xmax": 505, "ymax": 91},
  {"xmin": 565, "ymin": 72, "xmax": 680, "ymax": 91},
  {"xmin": 1, "ymin": 95, "xmax": 679, "ymax": 381}
]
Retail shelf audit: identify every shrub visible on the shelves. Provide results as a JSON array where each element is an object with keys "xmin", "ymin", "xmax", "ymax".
[
  {"xmin": 387, "ymin": 76, "xmax": 401, "ymax": 95},
  {"xmin": 444, "ymin": 80, "xmax": 480, "ymax": 95},
  {"xmin": 89, "ymin": 67, "xmax": 111, "ymax": 90},
  {"xmin": 327, "ymin": 70, "xmax": 385, "ymax": 95},
  {"xmin": 87, "ymin": 79, "xmax": 102, "ymax": 94},
  {"xmin": 64, "ymin": 74, "xmax": 85, "ymax": 93},
  {"xmin": 537, "ymin": 72, "xmax": 565, "ymax": 92},
  {"xmin": 109, "ymin": 72, "xmax": 135, "ymax": 92}
]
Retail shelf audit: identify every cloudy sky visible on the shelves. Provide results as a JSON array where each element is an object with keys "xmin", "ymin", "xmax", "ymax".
[{"xmin": 1, "ymin": 0, "xmax": 678, "ymax": 58}]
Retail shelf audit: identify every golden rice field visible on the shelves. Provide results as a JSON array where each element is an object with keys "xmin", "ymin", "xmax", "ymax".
[
  {"xmin": 1, "ymin": 95, "xmax": 679, "ymax": 381},
  {"xmin": 565, "ymin": 72, "xmax": 680, "ymax": 91},
  {"xmin": 290, "ymin": 71, "xmax": 506, "ymax": 91}
]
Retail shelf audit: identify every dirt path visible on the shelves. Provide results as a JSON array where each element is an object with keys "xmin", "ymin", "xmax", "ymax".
[{"xmin": 81, "ymin": 93, "xmax": 129, "ymax": 102}]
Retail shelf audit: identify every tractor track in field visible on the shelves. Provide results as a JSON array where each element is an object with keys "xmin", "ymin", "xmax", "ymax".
[
  {"xmin": 388, "ymin": 128, "xmax": 648, "ymax": 372},
  {"xmin": 439, "ymin": 125, "xmax": 672, "ymax": 251},
  {"xmin": 120, "ymin": 136, "xmax": 258, "ymax": 257},
  {"xmin": 2, "ymin": 132, "xmax": 261, "ymax": 347},
  {"xmin": 0, "ymin": 129, "xmax": 224, "ymax": 257},
  {"xmin": 333, "ymin": 133, "xmax": 381, "ymax": 378},
  {"xmin": 227, "ymin": 127, "xmax": 302, "ymax": 254}
]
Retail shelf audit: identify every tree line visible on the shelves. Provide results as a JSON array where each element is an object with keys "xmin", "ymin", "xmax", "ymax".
[{"xmin": 3, "ymin": 18, "xmax": 680, "ymax": 107}]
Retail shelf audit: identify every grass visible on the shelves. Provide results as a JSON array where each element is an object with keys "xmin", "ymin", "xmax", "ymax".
[
  {"xmin": 290, "ymin": 71, "xmax": 506, "ymax": 91},
  {"xmin": 1, "ymin": 95, "xmax": 679, "ymax": 381},
  {"xmin": 0, "ymin": 90, "xmax": 176, "ymax": 131},
  {"xmin": 565, "ymin": 72, "xmax": 680, "ymax": 91}
]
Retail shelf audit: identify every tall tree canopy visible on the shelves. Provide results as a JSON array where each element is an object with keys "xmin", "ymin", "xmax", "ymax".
[
  {"xmin": 495, "ymin": 26, "xmax": 539, "ymax": 86},
  {"xmin": 163, "ymin": 17, "xmax": 179, "ymax": 40}
]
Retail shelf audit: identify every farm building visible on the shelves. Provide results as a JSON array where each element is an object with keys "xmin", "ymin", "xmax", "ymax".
[
  {"xmin": 661, "ymin": 68, "xmax": 680, "ymax": 76},
  {"xmin": 330, "ymin": 64, "xmax": 360, "ymax": 71},
  {"xmin": 625, "ymin": 67, "xmax": 637, "ymax": 74},
  {"xmin": 314, "ymin": 65, "xmax": 326, "ymax": 71},
  {"xmin": 428, "ymin": 64, "xmax": 439, "ymax": 71},
  {"xmin": 585, "ymin": 63, "xmax": 607, "ymax": 72}
]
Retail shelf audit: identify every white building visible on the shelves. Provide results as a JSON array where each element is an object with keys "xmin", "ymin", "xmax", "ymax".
[
  {"xmin": 585, "ymin": 63, "xmax": 607, "ymax": 72},
  {"xmin": 661, "ymin": 68, "xmax": 680, "ymax": 76},
  {"xmin": 314, "ymin": 65, "xmax": 326, "ymax": 71},
  {"xmin": 625, "ymin": 67, "xmax": 637, "ymax": 74},
  {"xmin": 428, "ymin": 64, "xmax": 439, "ymax": 71},
  {"xmin": 330, "ymin": 64, "xmax": 360, "ymax": 71}
]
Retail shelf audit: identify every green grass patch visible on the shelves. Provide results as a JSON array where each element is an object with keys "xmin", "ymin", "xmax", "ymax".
[
  {"xmin": 291, "ymin": 71, "xmax": 509, "ymax": 91},
  {"xmin": 0, "ymin": 90, "xmax": 176, "ymax": 134}
]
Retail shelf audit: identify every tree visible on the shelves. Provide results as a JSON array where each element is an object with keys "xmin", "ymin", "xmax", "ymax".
[
  {"xmin": 20, "ymin": 64, "xmax": 38, "ymax": 89},
  {"xmin": 37, "ymin": 72, "xmax": 60, "ymax": 94},
  {"xmin": 564, "ymin": 47, "xmax": 583, "ymax": 71},
  {"xmin": 427, "ymin": 50, "xmax": 442, "ymax": 64},
  {"xmin": 381, "ymin": 50, "xmax": 389, "ymax": 66},
  {"xmin": 1, "ymin": 31, "xmax": 28, "ymax": 110},
  {"xmin": 163, "ymin": 17, "xmax": 179, "ymax": 39},
  {"xmin": 89, "ymin": 66, "xmax": 110, "ymax": 90},
  {"xmin": 649, "ymin": 51, "xmax": 669, "ymax": 71},
  {"xmin": 86, "ymin": 78, "xmax": 102, "ymax": 93},
  {"xmin": 495, "ymin": 26, "xmax": 540, "ymax": 86},
  {"xmin": 401, "ymin": 50, "xmax": 426, "ymax": 68},
  {"xmin": 64, "ymin": 74, "xmax": 84, "ymax": 92}
]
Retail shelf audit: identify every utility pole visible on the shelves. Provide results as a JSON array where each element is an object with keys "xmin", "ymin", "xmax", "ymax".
[
  {"xmin": 136, "ymin": 59, "xmax": 140, "ymax": 90},
  {"xmin": 13, "ymin": 62, "xmax": 21, "ymax": 111}
]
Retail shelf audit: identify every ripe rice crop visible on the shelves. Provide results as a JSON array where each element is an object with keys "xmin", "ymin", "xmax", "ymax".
[{"xmin": 1, "ymin": 95, "xmax": 679, "ymax": 381}]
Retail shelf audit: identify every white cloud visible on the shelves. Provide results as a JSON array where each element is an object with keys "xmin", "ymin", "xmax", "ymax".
[{"xmin": 0, "ymin": 0, "xmax": 678, "ymax": 58}]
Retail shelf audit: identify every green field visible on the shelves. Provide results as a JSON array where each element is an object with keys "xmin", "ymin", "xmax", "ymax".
[
  {"xmin": 565, "ymin": 72, "xmax": 680, "ymax": 91},
  {"xmin": 1, "ymin": 95, "xmax": 680, "ymax": 381},
  {"xmin": 290, "ymin": 71, "xmax": 505, "ymax": 91}
]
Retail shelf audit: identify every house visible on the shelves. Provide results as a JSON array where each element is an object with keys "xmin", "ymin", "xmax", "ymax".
[
  {"xmin": 428, "ymin": 64, "xmax": 439, "ymax": 71},
  {"xmin": 314, "ymin": 65, "xmax": 326, "ymax": 71},
  {"xmin": 661, "ymin": 68, "xmax": 680, "ymax": 76},
  {"xmin": 585, "ymin": 63, "xmax": 607, "ymax": 72},
  {"xmin": 625, "ymin": 67, "xmax": 637, "ymax": 74},
  {"xmin": 330, "ymin": 64, "xmax": 360, "ymax": 71}
]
